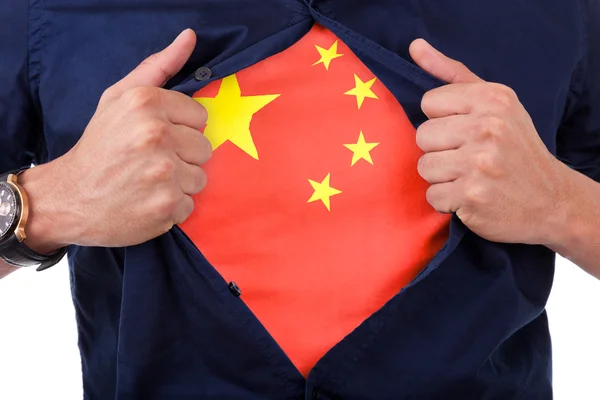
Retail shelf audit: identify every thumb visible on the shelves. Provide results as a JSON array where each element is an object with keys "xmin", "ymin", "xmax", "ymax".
[
  {"xmin": 107, "ymin": 29, "xmax": 197, "ymax": 98},
  {"xmin": 409, "ymin": 38, "xmax": 483, "ymax": 84}
]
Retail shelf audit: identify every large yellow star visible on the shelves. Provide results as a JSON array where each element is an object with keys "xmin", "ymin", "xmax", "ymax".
[
  {"xmin": 344, "ymin": 74, "xmax": 378, "ymax": 109},
  {"xmin": 194, "ymin": 75, "xmax": 280, "ymax": 160},
  {"xmin": 312, "ymin": 41, "xmax": 344, "ymax": 70},
  {"xmin": 344, "ymin": 131, "xmax": 380, "ymax": 166},
  {"xmin": 307, "ymin": 173, "xmax": 342, "ymax": 212}
]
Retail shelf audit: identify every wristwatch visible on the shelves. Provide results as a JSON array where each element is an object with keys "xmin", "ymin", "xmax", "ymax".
[{"xmin": 0, "ymin": 169, "xmax": 67, "ymax": 271}]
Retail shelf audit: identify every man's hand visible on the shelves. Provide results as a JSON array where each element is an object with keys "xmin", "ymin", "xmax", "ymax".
[
  {"xmin": 19, "ymin": 29, "xmax": 212, "ymax": 251},
  {"xmin": 408, "ymin": 39, "xmax": 567, "ymax": 245}
]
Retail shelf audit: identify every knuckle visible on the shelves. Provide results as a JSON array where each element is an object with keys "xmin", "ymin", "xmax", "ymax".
[
  {"xmin": 454, "ymin": 60, "xmax": 467, "ymax": 71},
  {"xmin": 417, "ymin": 154, "xmax": 429, "ymax": 176},
  {"xmin": 195, "ymin": 102, "xmax": 209, "ymax": 125},
  {"xmin": 498, "ymin": 83, "xmax": 517, "ymax": 98},
  {"xmin": 157, "ymin": 218, "xmax": 175, "ymax": 236},
  {"xmin": 140, "ymin": 53, "xmax": 170, "ymax": 85},
  {"xmin": 451, "ymin": 61, "xmax": 469, "ymax": 80},
  {"xmin": 147, "ymin": 158, "xmax": 176, "ymax": 183},
  {"xmin": 475, "ymin": 147, "xmax": 505, "ymax": 178},
  {"xmin": 154, "ymin": 190, "xmax": 180, "ymax": 217},
  {"xmin": 464, "ymin": 182, "xmax": 487, "ymax": 205},
  {"xmin": 199, "ymin": 135, "xmax": 213, "ymax": 163},
  {"xmin": 196, "ymin": 168, "xmax": 208, "ymax": 192},
  {"xmin": 487, "ymin": 84, "xmax": 516, "ymax": 109},
  {"xmin": 172, "ymin": 197, "xmax": 195, "ymax": 226},
  {"xmin": 125, "ymin": 87, "xmax": 159, "ymax": 110},
  {"xmin": 415, "ymin": 123, "xmax": 430, "ymax": 150},
  {"xmin": 189, "ymin": 167, "xmax": 208, "ymax": 194},
  {"xmin": 137, "ymin": 120, "xmax": 170, "ymax": 149},
  {"xmin": 474, "ymin": 151, "xmax": 498, "ymax": 174},
  {"xmin": 99, "ymin": 87, "xmax": 118, "ymax": 104},
  {"xmin": 421, "ymin": 91, "xmax": 434, "ymax": 113},
  {"xmin": 142, "ymin": 53, "xmax": 160, "ymax": 67},
  {"xmin": 480, "ymin": 116, "xmax": 508, "ymax": 139},
  {"xmin": 425, "ymin": 185, "xmax": 438, "ymax": 206},
  {"xmin": 181, "ymin": 198, "xmax": 195, "ymax": 221}
]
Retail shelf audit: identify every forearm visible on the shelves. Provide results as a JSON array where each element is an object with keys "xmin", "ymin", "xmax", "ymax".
[
  {"xmin": 543, "ymin": 162, "xmax": 600, "ymax": 279},
  {"xmin": 0, "ymin": 260, "xmax": 18, "ymax": 279}
]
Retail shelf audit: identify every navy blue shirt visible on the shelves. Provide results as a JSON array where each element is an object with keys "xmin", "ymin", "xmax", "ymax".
[{"xmin": 1, "ymin": 1, "xmax": 599, "ymax": 399}]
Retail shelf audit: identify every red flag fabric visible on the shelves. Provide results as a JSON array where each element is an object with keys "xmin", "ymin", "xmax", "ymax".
[{"xmin": 181, "ymin": 24, "xmax": 450, "ymax": 376}]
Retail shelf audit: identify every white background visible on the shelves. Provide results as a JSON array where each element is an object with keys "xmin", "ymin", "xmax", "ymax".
[{"xmin": 0, "ymin": 257, "xmax": 599, "ymax": 400}]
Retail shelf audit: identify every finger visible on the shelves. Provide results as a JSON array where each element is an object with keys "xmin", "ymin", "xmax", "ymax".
[
  {"xmin": 173, "ymin": 194, "xmax": 195, "ymax": 225},
  {"xmin": 426, "ymin": 181, "xmax": 460, "ymax": 214},
  {"xmin": 159, "ymin": 90, "xmax": 208, "ymax": 130},
  {"xmin": 416, "ymin": 115, "xmax": 473, "ymax": 152},
  {"xmin": 418, "ymin": 149, "xmax": 464, "ymax": 184},
  {"xmin": 421, "ymin": 83, "xmax": 485, "ymax": 118},
  {"xmin": 176, "ymin": 160, "xmax": 207, "ymax": 195},
  {"xmin": 172, "ymin": 124, "xmax": 213, "ymax": 166},
  {"xmin": 107, "ymin": 29, "xmax": 197, "ymax": 99},
  {"xmin": 409, "ymin": 38, "xmax": 484, "ymax": 84}
]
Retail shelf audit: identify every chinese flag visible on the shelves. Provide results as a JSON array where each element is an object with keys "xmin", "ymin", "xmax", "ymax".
[{"xmin": 181, "ymin": 24, "xmax": 450, "ymax": 376}]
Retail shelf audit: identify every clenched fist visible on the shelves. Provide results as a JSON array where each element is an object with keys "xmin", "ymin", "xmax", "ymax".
[
  {"xmin": 409, "ymin": 39, "xmax": 566, "ymax": 245},
  {"xmin": 21, "ymin": 30, "xmax": 212, "ymax": 250}
]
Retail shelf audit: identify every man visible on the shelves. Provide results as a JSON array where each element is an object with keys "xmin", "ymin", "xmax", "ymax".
[{"xmin": 0, "ymin": 0, "xmax": 599, "ymax": 398}]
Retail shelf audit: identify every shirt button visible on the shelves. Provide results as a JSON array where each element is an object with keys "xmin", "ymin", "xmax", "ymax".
[
  {"xmin": 228, "ymin": 281, "xmax": 242, "ymax": 297},
  {"xmin": 195, "ymin": 66, "xmax": 212, "ymax": 81}
]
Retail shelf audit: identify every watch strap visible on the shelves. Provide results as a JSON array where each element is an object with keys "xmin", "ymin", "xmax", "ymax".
[
  {"xmin": 0, "ymin": 234, "xmax": 68, "ymax": 271},
  {"xmin": 0, "ymin": 167, "xmax": 68, "ymax": 271}
]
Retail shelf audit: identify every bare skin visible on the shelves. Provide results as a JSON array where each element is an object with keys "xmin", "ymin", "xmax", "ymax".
[
  {"xmin": 1, "ymin": 34, "xmax": 599, "ymax": 281},
  {"xmin": 0, "ymin": 263, "xmax": 16, "ymax": 279},
  {"xmin": 410, "ymin": 39, "xmax": 600, "ymax": 279},
  {"xmin": 5, "ymin": 29, "xmax": 211, "ymax": 256}
]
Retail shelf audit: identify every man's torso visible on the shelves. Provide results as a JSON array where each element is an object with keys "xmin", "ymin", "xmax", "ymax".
[{"xmin": 28, "ymin": 1, "xmax": 582, "ymax": 398}]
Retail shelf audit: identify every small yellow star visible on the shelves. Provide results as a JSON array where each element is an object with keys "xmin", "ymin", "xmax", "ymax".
[
  {"xmin": 307, "ymin": 173, "xmax": 342, "ymax": 211},
  {"xmin": 312, "ymin": 41, "xmax": 344, "ymax": 70},
  {"xmin": 344, "ymin": 131, "xmax": 380, "ymax": 166},
  {"xmin": 344, "ymin": 74, "xmax": 378, "ymax": 109}
]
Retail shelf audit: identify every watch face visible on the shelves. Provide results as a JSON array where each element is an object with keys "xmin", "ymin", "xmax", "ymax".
[{"xmin": 0, "ymin": 182, "xmax": 18, "ymax": 238}]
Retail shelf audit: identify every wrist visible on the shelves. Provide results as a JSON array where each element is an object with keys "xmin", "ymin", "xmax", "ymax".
[
  {"xmin": 0, "ymin": 261, "xmax": 18, "ymax": 279},
  {"xmin": 538, "ymin": 161, "xmax": 585, "ymax": 257},
  {"xmin": 18, "ymin": 160, "xmax": 77, "ymax": 254}
]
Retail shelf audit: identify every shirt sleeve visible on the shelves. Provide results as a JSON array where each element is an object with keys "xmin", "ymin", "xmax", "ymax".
[
  {"xmin": 0, "ymin": 0, "xmax": 44, "ymax": 173},
  {"xmin": 556, "ymin": 0, "xmax": 600, "ymax": 183}
]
